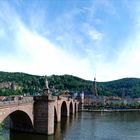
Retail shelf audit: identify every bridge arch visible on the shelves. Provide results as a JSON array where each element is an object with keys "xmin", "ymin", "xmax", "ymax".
[
  {"xmin": 70, "ymin": 101, "xmax": 74, "ymax": 114},
  {"xmin": 54, "ymin": 106, "xmax": 57, "ymax": 122},
  {"xmin": 1, "ymin": 110, "xmax": 33, "ymax": 132},
  {"xmin": 54, "ymin": 106, "xmax": 58, "ymax": 132},
  {"xmin": 75, "ymin": 102, "xmax": 77, "ymax": 113},
  {"xmin": 61, "ymin": 101, "xmax": 68, "ymax": 117}
]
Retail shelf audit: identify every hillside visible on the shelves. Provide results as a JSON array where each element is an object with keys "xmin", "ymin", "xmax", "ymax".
[
  {"xmin": 98, "ymin": 78, "xmax": 140, "ymax": 98},
  {"xmin": 0, "ymin": 71, "xmax": 140, "ymax": 97},
  {"xmin": 47, "ymin": 74, "xmax": 92, "ymax": 94},
  {"xmin": 0, "ymin": 71, "xmax": 46, "ymax": 96}
]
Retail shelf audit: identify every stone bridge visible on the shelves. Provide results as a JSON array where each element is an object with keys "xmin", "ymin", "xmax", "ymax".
[{"xmin": 0, "ymin": 95, "xmax": 79, "ymax": 135}]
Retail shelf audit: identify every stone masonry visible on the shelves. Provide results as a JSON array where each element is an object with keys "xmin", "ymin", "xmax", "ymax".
[{"xmin": 0, "ymin": 95, "xmax": 79, "ymax": 135}]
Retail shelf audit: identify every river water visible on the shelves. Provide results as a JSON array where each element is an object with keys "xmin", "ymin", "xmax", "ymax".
[{"xmin": 1, "ymin": 111, "xmax": 140, "ymax": 140}]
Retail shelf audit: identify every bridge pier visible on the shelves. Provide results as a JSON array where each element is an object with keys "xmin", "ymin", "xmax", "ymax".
[
  {"xmin": 47, "ymin": 100, "xmax": 55, "ymax": 135},
  {"xmin": 0, "ymin": 96, "xmax": 79, "ymax": 136},
  {"xmin": 72, "ymin": 104, "xmax": 75, "ymax": 114},
  {"xmin": 34, "ymin": 96, "xmax": 55, "ymax": 135},
  {"xmin": 76, "ymin": 102, "xmax": 79, "ymax": 112},
  {"xmin": 67, "ymin": 107, "xmax": 70, "ymax": 117},
  {"xmin": 56, "ymin": 100, "xmax": 61, "ymax": 122}
]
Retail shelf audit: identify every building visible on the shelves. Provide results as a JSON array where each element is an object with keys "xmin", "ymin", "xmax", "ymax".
[{"xmin": 93, "ymin": 77, "xmax": 98, "ymax": 96}]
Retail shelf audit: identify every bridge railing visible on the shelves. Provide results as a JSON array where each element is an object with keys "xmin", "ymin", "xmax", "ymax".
[
  {"xmin": 58, "ymin": 96, "xmax": 71, "ymax": 101},
  {"xmin": 0, "ymin": 96, "xmax": 33, "ymax": 107}
]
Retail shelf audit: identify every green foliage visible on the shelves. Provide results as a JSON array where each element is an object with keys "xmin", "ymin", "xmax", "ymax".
[
  {"xmin": 0, "ymin": 89, "xmax": 22, "ymax": 96},
  {"xmin": 0, "ymin": 123, "xmax": 4, "ymax": 132},
  {"xmin": 85, "ymin": 102, "xmax": 140, "ymax": 110},
  {"xmin": 0, "ymin": 71, "xmax": 46, "ymax": 96},
  {"xmin": 0, "ymin": 71, "xmax": 140, "ymax": 98},
  {"xmin": 98, "ymin": 78, "xmax": 140, "ymax": 98},
  {"xmin": 47, "ymin": 74, "xmax": 93, "ymax": 93}
]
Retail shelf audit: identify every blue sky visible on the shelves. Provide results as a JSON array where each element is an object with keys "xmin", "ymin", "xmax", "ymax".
[{"xmin": 0, "ymin": 0, "xmax": 140, "ymax": 81}]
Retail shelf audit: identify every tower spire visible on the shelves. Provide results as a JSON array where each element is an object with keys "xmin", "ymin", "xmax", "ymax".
[{"xmin": 93, "ymin": 77, "xmax": 97, "ymax": 96}]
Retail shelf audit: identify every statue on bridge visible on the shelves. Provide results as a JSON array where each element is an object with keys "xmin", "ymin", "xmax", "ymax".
[
  {"xmin": 43, "ymin": 79, "xmax": 52, "ymax": 97},
  {"xmin": 45, "ymin": 79, "xmax": 49, "ymax": 90}
]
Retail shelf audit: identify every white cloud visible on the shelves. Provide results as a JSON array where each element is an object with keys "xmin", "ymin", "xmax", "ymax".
[
  {"xmin": 88, "ymin": 30, "xmax": 103, "ymax": 41},
  {"xmin": 95, "ymin": 29, "xmax": 140, "ymax": 82},
  {"xmin": 1, "ymin": 0, "xmax": 140, "ymax": 82},
  {"xmin": 0, "ymin": 21, "xmax": 93, "ymax": 80},
  {"xmin": 0, "ymin": 1, "xmax": 95, "ymax": 81}
]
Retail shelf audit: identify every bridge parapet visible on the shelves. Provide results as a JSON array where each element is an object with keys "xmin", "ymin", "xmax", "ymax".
[
  {"xmin": 58, "ymin": 96, "xmax": 69, "ymax": 101},
  {"xmin": 33, "ymin": 95, "xmax": 57, "ymax": 102},
  {"xmin": 0, "ymin": 96, "xmax": 33, "ymax": 107},
  {"xmin": 0, "ymin": 94, "xmax": 79, "ymax": 135}
]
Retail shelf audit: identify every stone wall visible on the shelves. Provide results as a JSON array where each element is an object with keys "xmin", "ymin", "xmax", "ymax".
[{"xmin": 34, "ymin": 96, "xmax": 55, "ymax": 135}]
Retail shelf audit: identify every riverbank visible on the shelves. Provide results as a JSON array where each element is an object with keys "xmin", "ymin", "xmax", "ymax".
[{"xmin": 81, "ymin": 108, "xmax": 140, "ymax": 112}]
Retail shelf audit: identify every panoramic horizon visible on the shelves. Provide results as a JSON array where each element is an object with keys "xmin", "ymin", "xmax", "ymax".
[
  {"xmin": 0, "ymin": 70, "xmax": 140, "ymax": 83},
  {"xmin": 0, "ymin": 0, "xmax": 140, "ymax": 82}
]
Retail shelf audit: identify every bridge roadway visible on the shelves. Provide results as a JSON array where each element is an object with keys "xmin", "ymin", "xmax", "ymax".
[{"xmin": 0, "ymin": 95, "xmax": 79, "ymax": 135}]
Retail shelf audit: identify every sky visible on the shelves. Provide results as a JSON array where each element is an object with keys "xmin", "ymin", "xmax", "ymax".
[{"xmin": 0, "ymin": 0, "xmax": 140, "ymax": 82}]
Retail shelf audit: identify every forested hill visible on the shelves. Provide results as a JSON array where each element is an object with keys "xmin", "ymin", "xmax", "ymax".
[
  {"xmin": 98, "ymin": 78, "xmax": 140, "ymax": 98},
  {"xmin": 0, "ymin": 71, "xmax": 140, "ymax": 98},
  {"xmin": 0, "ymin": 71, "xmax": 46, "ymax": 95}
]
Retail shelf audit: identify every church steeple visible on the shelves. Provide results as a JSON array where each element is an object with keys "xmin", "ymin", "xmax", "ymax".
[{"xmin": 93, "ymin": 77, "xmax": 97, "ymax": 96}]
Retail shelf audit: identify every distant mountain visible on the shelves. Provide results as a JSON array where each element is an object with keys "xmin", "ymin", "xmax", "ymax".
[
  {"xmin": 98, "ymin": 78, "xmax": 140, "ymax": 98},
  {"xmin": 0, "ymin": 71, "xmax": 140, "ymax": 97}
]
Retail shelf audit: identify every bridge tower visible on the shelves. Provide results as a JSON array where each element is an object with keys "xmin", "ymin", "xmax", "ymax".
[
  {"xmin": 34, "ymin": 96, "xmax": 55, "ymax": 135},
  {"xmin": 34, "ymin": 78, "xmax": 55, "ymax": 135}
]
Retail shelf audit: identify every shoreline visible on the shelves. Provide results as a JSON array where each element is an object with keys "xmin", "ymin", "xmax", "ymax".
[{"xmin": 81, "ymin": 109, "xmax": 140, "ymax": 112}]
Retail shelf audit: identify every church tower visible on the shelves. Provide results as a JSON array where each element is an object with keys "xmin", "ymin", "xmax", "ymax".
[{"xmin": 93, "ymin": 77, "xmax": 97, "ymax": 96}]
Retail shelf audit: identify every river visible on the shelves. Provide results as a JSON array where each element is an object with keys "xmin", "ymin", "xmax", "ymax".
[{"xmin": 1, "ymin": 111, "xmax": 140, "ymax": 140}]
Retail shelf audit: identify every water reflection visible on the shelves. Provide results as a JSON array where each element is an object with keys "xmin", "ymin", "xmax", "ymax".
[
  {"xmin": 2, "ymin": 112, "xmax": 140, "ymax": 140},
  {"xmin": 8, "ymin": 115, "xmax": 76, "ymax": 140}
]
